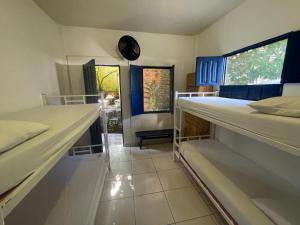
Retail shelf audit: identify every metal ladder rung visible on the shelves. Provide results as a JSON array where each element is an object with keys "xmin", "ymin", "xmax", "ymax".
[
  {"xmin": 65, "ymin": 100, "xmax": 85, "ymax": 103},
  {"xmin": 73, "ymin": 150, "xmax": 93, "ymax": 155},
  {"xmin": 175, "ymin": 127, "xmax": 181, "ymax": 131}
]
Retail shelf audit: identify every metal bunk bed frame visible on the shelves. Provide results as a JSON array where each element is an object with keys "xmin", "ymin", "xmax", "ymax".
[
  {"xmin": 173, "ymin": 91, "xmax": 238, "ymax": 225},
  {"xmin": 173, "ymin": 91, "xmax": 300, "ymax": 158},
  {"xmin": 0, "ymin": 93, "xmax": 111, "ymax": 225},
  {"xmin": 173, "ymin": 91, "xmax": 218, "ymax": 159},
  {"xmin": 173, "ymin": 91, "xmax": 300, "ymax": 225}
]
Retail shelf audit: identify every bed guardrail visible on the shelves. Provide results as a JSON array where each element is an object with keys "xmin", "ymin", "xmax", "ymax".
[
  {"xmin": 42, "ymin": 94, "xmax": 103, "ymax": 106},
  {"xmin": 175, "ymin": 91, "xmax": 218, "ymax": 99},
  {"xmin": 173, "ymin": 91, "xmax": 218, "ymax": 160},
  {"xmin": 41, "ymin": 93, "xmax": 113, "ymax": 167},
  {"xmin": 0, "ymin": 93, "xmax": 113, "ymax": 223}
]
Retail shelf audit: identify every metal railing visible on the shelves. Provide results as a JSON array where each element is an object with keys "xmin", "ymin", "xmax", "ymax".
[{"xmin": 42, "ymin": 93, "xmax": 111, "ymax": 168}]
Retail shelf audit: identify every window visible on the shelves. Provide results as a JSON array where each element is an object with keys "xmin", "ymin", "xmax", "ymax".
[
  {"xmin": 225, "ymin": 39, "xmax": 288, "ymax": 85},
  {"xmin": 142, "ymin": 67, "xmax": 173, "ymax": 113}
]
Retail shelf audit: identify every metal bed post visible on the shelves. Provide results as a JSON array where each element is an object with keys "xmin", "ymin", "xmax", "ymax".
[
  {"xmin": 41, "ymin": 93, "xmax": 47, "ymax": 106},
  {"xmin": 173, "ymin": 92, "xmax": 178, "ymax": 161},
  {"xmin": 173, "ymin": 91, "xmax": 183, "ymax": 161},
  {"xmin": 101, "ymin": 92, "xmax": 111, "ymax": 171},
  {"xmin": 173, "ymin": 91, "xmax": 220, "ymax": 161},
  {"xmin": 0, "ymin": 208, "xmax": 4, "ymax": 225},
  {"xmin": 178, "ymin": 107, "xmax": 183, "ymax": 160},
  {"xmin": 210, "ymin": 92, "xmax": 218, "ymax": 139}
]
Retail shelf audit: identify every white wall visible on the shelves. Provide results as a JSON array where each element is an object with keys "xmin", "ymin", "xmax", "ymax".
[
  {"xmin": 195, "ymin": 0, "xmax": 300, "ymax": 56},
  {"xmin": 194, "ymin": 0, "xmax": 300, "ymax": 188},
  {"xmin": 0, "ymin": 0, "xmax": 64, "ymax": 116},
  {"xmin": 61, "ymin": 26, "xmax": 195, "ymax": 146}
]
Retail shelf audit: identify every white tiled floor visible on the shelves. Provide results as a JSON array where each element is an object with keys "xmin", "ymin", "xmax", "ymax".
[
  {"xmin": 158, "ymin": 169, "xmax": 192, "ymax": 190},
  {"xmin": 96, "ymin": 143, "xmax": 228, "ymax": 225},
  {"xmin": 133, "ymin": 173, "xmax": 163, "ymax": 196}
]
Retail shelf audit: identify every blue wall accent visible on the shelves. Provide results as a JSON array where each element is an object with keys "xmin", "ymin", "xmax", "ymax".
[{"xmin": 219, "ymin": 84, "xmax": 283, "ymax": 101}]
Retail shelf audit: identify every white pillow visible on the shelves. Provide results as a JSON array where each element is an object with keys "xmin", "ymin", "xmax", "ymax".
[
  {"xmin": 252, "ymin": 198, "xmax": 300, "ymax": 225},
  {"xmin": 248, "ymin": 96, "xmax": 300, "ymax": 117},
  {"xmin": 0, "ymin": 120, "xmax": 49, "ymax": 153}
]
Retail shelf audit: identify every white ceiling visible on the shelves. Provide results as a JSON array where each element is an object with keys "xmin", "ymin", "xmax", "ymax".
[{"xmin": 33, "ymin": 0, "xmax": 244, "ymax": 35}]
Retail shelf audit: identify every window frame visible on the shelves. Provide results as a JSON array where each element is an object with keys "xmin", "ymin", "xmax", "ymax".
[
  {"xmin": 223, "ymin": 32, "xmax": 291, "ymax": 85},
  {"xmin": 141, "ymin": 66, "xmax": 174, "ymax": 114}
]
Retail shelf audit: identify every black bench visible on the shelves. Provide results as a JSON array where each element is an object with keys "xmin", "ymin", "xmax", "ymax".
[{"xmin": 136, "ymin": 129, "xmax": 174, "ymax": 149}]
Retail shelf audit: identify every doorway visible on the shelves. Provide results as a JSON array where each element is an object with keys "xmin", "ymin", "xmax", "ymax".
[{"xmin": 95, "ymin": 65, "xmax": 123, "ymax": 146}]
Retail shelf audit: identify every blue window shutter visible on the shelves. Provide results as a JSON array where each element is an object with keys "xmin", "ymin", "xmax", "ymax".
[
  {"xmin": 196, "ymin": 56, "xmax": 225, "ymax": 86},
  {"xmin": 130, "ymin": 65, "xmax": 143, "ymax": 116}
]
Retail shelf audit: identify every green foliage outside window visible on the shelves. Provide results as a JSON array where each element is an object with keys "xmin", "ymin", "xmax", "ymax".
[
  {"xmin": 143, "ymin": 68, "xmax": 171, "ymax": 112},
  {"xmin": 225, "ymin": 39, "xmax": 288, "ymax": 85},
  {"xmin": 96, "ymin": 66, "xmax": 119, "ymax": 92}
]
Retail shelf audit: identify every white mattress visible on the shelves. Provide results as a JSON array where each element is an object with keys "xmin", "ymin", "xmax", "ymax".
[
  {"xmin": 252, "ymin": 198, "xmax": 300, "ymax": 225},
  {"xmin": 178, "ymin": 97, "xmax": 300, "ymax": 150},
  {"xmin": 180, "ymin": 140, "xmax": 300, "ymax": 225},
  {"xmin": 6, "ymin": 155, "xmax": 108, "ymax": 225},
  {"xmin": 0, "ymin": 104, "xmax": 101, "ymax": 195}
]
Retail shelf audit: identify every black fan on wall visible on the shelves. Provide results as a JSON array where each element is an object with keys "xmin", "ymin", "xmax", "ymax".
[{"xmin": 118, "ymin": 35, "xmax": 140, "ymax": 61}]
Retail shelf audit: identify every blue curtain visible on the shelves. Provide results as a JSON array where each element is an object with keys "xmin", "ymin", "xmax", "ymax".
[{"xmin": 281, "ymin": 31, "xmax": 300, "ymax": 83}]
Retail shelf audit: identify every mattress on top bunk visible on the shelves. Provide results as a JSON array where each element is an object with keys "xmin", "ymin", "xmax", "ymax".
[
  {"xmin": 0, "ymin": 104, "xmax": 101, "ymax": 195},
  {"xmin": 178, "ymin": 97, "xmax": 300, "ymax": 149},
  {"xmin": 180, "ymin": 140, "xmax": 300, "ymax": 225}
]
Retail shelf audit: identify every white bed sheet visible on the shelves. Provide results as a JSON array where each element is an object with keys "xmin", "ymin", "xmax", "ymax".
[
  {"xmin": 178, "ymin": 97, "xmax": 300, "ymax": 150},
  {"xmin": 6, "ymin": 155, "xmax": 108, "ymax": 225},
  {"xmin": 0, "ymin": 104, "xmax": 101, "ymax": 195},
  {"xmin": 180, "ymin": 140, "xmax": 300, "ymax": 225}
]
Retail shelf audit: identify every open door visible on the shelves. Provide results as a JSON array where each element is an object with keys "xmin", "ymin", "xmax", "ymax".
[
  {"xmin": 83, "ymin": 59, "xmax": 103, "ymax": 153},
  {"xmin": 96, "ymin": 65, "xmax": 124, "ymax": 146}
]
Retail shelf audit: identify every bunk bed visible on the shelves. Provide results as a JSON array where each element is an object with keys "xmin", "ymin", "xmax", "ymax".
[
  {"xmin": 0, "ymin": 94, "xmax": 110, "ymax": 225},
  {"xmin": 173, "ymin": 92, "xmax": 300, "ymax": 225}
]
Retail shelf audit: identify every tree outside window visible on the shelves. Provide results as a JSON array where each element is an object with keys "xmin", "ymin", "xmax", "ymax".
[{"xmin": 225, "ymin": 39, "xmax": 288, "ymax": 85}]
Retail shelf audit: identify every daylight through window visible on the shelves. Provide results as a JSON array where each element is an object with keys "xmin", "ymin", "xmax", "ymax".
[
  {"xmin": 143, "ymin": 68, "xmax": 172, "ymax": 113},
  {"xmin": 225, "ymin": 39, "xmax": 288, "ymax": 85}
]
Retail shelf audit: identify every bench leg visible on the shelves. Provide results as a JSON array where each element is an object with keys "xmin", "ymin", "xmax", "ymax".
[{"xmin": 140, "ymin": 138, "xmax": 143, "ymax": 150}]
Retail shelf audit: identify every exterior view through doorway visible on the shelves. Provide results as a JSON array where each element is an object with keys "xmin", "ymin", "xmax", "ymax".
[{"xmin": 96, "ymin": 65, "xmax": 124, "ymax": 146}]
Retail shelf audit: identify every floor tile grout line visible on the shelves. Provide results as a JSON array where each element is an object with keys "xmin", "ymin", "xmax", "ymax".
[
  {"xmin": 130, "ymin": 147, "xmax": 137, "ymax": 225},
  {"xmin": 174, "ymin": 214, "xmax": 218, "ymax": 225},
  {"xmin": 101, "ymin": 144, "xmax": 223, "ymax": 225},
  {"xmin": 104, "ymin": 144, "xmax": 222, "ymax": 225},
  {"xmin": 101, "ymin": 184, "xmax": 199, "ymax": 203},
  {"xmin": 154, "ymin": 157, "xmax": 176, "ymax": 224},
  {"xmin": 154, "ymin": 155, "xmax": 216, "ymax": 224},
  {"xmin": 156, "ymin": 166, "xmax": 188, "ymax": 173},
  {"xmin": 101, "ymin": 143, "xmax": 173, "ymax": 225}
]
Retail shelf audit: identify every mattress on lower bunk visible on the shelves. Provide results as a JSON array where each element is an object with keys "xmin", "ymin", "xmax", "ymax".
[
  {"xmin": 0, "ymin": 104, "xmax": 101, "ymax": 195},
  {"xmin": 178, "ymin": 97, "xmax": 300, "ymax": 149},
  {"xmin": 180, "ymin": 140, "xmax": 300, "ymax": 225},
  {"xmin": 6, "ymin": 155, "xmax": 108, "ymax": 225}
]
